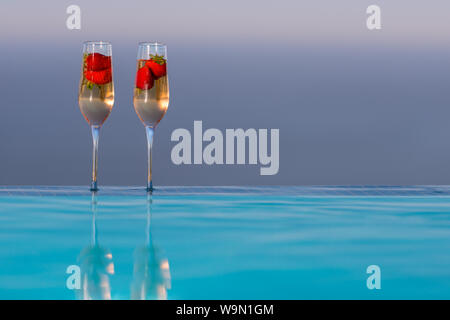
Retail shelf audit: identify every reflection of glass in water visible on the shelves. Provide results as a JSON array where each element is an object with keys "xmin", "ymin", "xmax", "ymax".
[
  {"xmin": 77, "ymin": 192, "xmax": 114, "ymax": 300},
  {"xmin": 131, "ymin": 194, "xmax": 171, "ymax": 300}
]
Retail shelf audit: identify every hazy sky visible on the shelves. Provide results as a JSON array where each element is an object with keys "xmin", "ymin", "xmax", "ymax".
[
  {"xmin": 1, "ymin": 1, "xmax": 450, "ymax": 186},
  {"xmin": 2, "ymin": 1, "xmax": 450, "ymax": 46}
]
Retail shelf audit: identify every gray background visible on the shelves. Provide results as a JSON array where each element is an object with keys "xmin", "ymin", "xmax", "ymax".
[{"xmin": 1, "ymin": 0, "xmax": 450, "ymax": 186}]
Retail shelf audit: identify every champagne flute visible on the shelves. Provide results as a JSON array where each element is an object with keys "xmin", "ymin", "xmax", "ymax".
[
  {"xmin": 78, "ymin": 41, "xmax": 114, "ymax": 191},
  {"xmin": 133, "ymin": 42, "xmax": 169, "ymax": 192}
]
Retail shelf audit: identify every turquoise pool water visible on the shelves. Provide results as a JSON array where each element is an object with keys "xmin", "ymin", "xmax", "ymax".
[{"xmin": 1, "ymin": 186, "xmax": 450, "ymax": 299}]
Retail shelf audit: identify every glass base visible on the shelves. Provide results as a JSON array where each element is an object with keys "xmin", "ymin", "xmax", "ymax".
[{"xmin": 91, "ymin": 181, "xmax": 98, "ymax": 192}]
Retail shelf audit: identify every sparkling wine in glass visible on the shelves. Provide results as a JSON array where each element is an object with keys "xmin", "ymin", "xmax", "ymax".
[
  {"xmin": 78, "ymin": 41, "xmax": 114, "ymax": 191},
  {"xmin": 133, "ymin": 42, "xmax": 169, "ymax": 191}
]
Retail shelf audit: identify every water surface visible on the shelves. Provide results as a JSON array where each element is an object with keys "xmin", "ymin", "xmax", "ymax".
[{"xmin": 1, "ymin": 186, "xmax": 450, "ymax": 299}]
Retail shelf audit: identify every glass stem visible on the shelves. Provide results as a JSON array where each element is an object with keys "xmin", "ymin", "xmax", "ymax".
[
  {"xmin": 91, "ymin": 125, "xmax": 100, "ymax": 191},
  {"xmin": 146, "ymin": 126, "xmax": 154, "ymax": 192}
]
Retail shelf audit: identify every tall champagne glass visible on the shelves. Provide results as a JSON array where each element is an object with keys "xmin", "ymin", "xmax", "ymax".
[
  {"xmin": 133, "ymin": 42, "xmax": 169, "ymax": 191},
  {"xmin": 78, "ymin": 41, "xmax": 114, "ymax": 191}
]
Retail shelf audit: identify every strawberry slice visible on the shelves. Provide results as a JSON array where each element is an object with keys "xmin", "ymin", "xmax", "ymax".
[
  {"xmin": 145, "ymin": 54, "xmax": 167, "ymax": 79},
  {"xmin": 84, "ymin": 68, "xmax": 112, "ymax": 85},
  {"xmin": 85, "ymin": 53, "xmax": 111, "ymax": 71},
  {"xmin": 136, "ymin": 66, "xmax": 154, "ymax": 90}
]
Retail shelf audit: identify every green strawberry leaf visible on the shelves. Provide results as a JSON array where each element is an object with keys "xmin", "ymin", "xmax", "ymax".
[{"xmin": 149, "ymin": 54, "xmax": 166, "ymax": 65}]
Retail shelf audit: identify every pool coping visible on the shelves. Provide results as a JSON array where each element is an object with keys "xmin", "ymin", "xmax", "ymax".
[{"xmin": 1, "ymin": 186, "xmax": 450, "ymax": 196}]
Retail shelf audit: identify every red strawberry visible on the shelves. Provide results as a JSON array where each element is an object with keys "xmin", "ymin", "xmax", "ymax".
[
  {"xmin": 84, "ymin": 68, "xmax": 112, "ymax": 85},
  {"xmin": 85, "ymin": 53, "xmax": 111, "ymax": 71},
  {"xmin": 145, "ymin": 54, "xmax": 167, "ymax": 79},
  {"xmin": 135, "ymin": 66, "xmax": 154, "ymax": 90}
]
